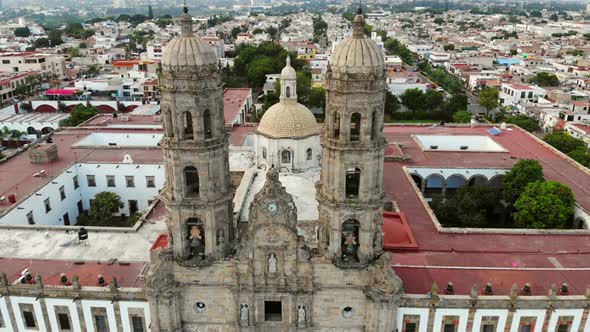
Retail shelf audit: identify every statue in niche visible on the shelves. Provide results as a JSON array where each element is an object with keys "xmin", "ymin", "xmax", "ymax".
[
  {"xmin": 342, "ymin": 232, "xmax": 358, "ymax": 261},
  {"xmin": 239, "ymin": 304, "xmax": 249, "ymax": 326},
  {"xmin": 188, "ymin": 225, "xmax": 204, "ymax": 259},
  {"xmin": 268, "ymin": 253, "xmax": 277, "ymax": 273},
  {"xmin": 297, "ymin": 305, "xmax": 306, "ymax": 325}
]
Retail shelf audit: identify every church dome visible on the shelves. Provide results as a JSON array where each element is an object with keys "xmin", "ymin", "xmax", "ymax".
[
  {"xmin": 257, "ymin": 57, "xmax": 319, "ymax": 139},
  {"xmin": 257, "ymin": 102, "xmax": 319, "ymax": 139},
  {"xmin": 329, "ymin": 12, "xmax": 384, "ymax": 77},
  {"xmin": 161, "ymin": 11, "xmax": 217, "ymax": 69}
]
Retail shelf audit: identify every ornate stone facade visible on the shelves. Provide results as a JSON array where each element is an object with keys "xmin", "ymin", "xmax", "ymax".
[{"xmin": 145, "ymin": 8, "xmax": 403, "ymax": 332}]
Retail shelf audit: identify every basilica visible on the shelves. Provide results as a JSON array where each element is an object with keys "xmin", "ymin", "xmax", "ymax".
[{"xmin": 146, "ymin": 6, "xmax": 403, "ymax": 331}]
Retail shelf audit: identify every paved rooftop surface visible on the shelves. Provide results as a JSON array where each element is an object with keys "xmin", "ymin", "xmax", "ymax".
[{"xmin": 383, "ymin": 125, "xmax": 590, "ymax": 295}]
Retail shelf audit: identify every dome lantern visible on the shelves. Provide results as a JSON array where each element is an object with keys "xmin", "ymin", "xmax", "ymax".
[{"xmin": 280, "ymin": 56, "xmax": 297, "ymax": 103}]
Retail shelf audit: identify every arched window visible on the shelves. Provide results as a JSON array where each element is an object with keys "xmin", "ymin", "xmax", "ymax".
[
  {"xmin": 262, "ymin": 147, "xmax": 267, "ymax": 159},
  {"xmin": 333, "ymin": 112, "xmax": 341, "ymax": 139},
  {"xmin": 203, "ymin": 110, "xmax": 212, "ymax": 139},
  {"xmin": 350, "ymin": 112, "xmax": 361, "ymax": 142},
  {"xmin": 26, "ymin": 127, "xmax": 36, "ymax": 135},
  {"xmin": 345, "ymin": 167, "xmax": 361, "ymax": 198},
  {"xmin": 281, "ymin": 150, "xmax": 291, "ymax": 164},
  {"xmin": 184, "ymin": 166, "xmax": 199, "ymax": 196},
  {"xmin": 370, "ymin": 111, "xmax": 378, "ymax": 140},
  {"xmin": 306, "ymin": 148, "xmax": 312, "ymax": 160},
  {"xmin": 286, "ymin": 86, "xmax": 291, "ymax": 98},
  {"xmin": 341, "ymin": 219, "xmax": 360, "ymax": 262},
  {"xmin": 183, "ymin": 111, "xmax": 193, "ymax": 139}
]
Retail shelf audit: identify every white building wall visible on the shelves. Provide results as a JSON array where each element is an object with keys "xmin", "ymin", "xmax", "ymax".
[
  {"xmin": 254, "ymin": 134, "xmax": 321, "ymax": 172},
  {"xmin": 1, "ymin": 165, "xmax": 81, "ymax": 226},
  {"xmin": 0, "ymin": 296, "xmax": 150, "ymax": 332},
  {"xmin": 0, "ymin": 163, "xmax": 164, "ymax": 226},
  {"xmin": 77, "ymin": 163, "xmax": 164, "ymax": 216}
]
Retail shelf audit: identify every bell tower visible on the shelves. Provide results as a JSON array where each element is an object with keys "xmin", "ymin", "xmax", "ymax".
[
  {"xmin": 159, "ymin": 5, "xmax": 233, "ymax": 263},
  {"xmin": 316, "ymin": 9, "xmax": 387, "ymax": 267}
]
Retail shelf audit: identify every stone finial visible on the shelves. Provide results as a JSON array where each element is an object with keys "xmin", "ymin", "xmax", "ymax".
[
  {"xmin": 431, "ymin": 282, "xmax": 439, "ymax": 296},
  {"xmin": 444, "ymin": 282, "xmax": 454, "ymax": 295},
  {"xmin": 470, "ymin": 285, "xmax": 479, "ymax": 300},
  {"xmin": 0, "ymin": 272, "xmax": 7, "ymax": 287},
  {"xmin": 72, "ymin": 275, "xmax": 81, "ymax": 290},
  {"xmin": 483, "ymin": 282, "xmax": 493, "ymax": 295},
  {"xmin": 35, "ymin": 273, "xmax": 43, "ymax": 289},
  {"xmin": 560, "ymin": 283, "xmax": 569, "ymax": 295},
  {"xmin": 109, "ymin": 277, "xmax": 119, "ymax": 292},
  {"xmin": 548, "ymin": 283, "xmax": 557, "ymax": 299},
  {"xmin": 510, "ymin": 283, "xmax": 519, "ymax": 300},
  {"xmin": 522, "ymin": 283, "xmax": 532, "ymax": 296}
]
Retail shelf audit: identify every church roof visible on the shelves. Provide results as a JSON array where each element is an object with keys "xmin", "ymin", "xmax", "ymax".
[
  {"xmin": 161, "ymin": 10, "xmax": 217, "ymax": 68},
  {"xmin": 330, "ymin": 12, "xmax": 384, "ymax": 77},
  {"xmin": 257, "ymin": 101, "xmax": 319, "ymax": 139}
]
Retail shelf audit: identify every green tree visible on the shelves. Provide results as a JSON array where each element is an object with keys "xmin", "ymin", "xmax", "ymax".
[
  {"xmin": 32, "ymin": 37, "xmax": 50, "ymax": 49},
  {"xmin": 550, "ymin": 13, "xmax": 559, "ymax": 21},
  {"xmin": 567, "ymin": 148, "xmax": 590, "ymax": 167},
  {"xmin": 443, "ymin": 93, "xmax": 469, "ymax": 114},
  {"xmin": 434, "ymin": 17, "xmax": 444, "ymax": 25},
  {"xmin": 247, "ymin": 57, "xmax": 276, "ymax": 87},
  {"xmin": 384, "ymin": 91, "xmax": 401, "ymax": 117},
  {"xmin": 231, "ymin": 26, "xmax": 243, "ymax": 39},
  {"xmin": 89, "ymin": 192, "xmax": 124, "ymax": 224},
  {"xmin": 14, "ymin": 27, "xmax": 31, "ymax": 37},
  {"xmin": 502, "ymin": 159, "xmax": 544, "ymax": 204},
  {"xmin": 530, "ymin": 72, "xmax": 559, "ymax": 86},
  {"xmin": 443, "ymin": 44, "xmax": 455, "ymax": 51},
  {"xmin": 530, "ymin": 10, "xmax": 542, "ymax": 18},
  {"xmin": 65, "ymin": 47, "xmax": 81, "ymax": 57},
  {"xmin": 265, "ymin": 26, "xmax": 278, "ymax": 41},
  {"xmin": 510, "ymin": 49, "xmax": 518, "ymax": 56},
  {"xmin": 47, "ymin": 29, "xmax": 63, "ymax": 46},
  {"xmin": 423, "ymin": 89, "xmax": 444, "ymax": 111},
  {"xmin": 384, "ymin": 38, "xmax": 414, "ymax": 65},
  {"xmin": 309, "ymin": 87, "xmax": 326, "ymax": 113},
  {"xmin": 513, "ymin": 181, "xmax": 574, "ymax": 229},
  {"xmin": 400, "ymin": 88, "xmax": 425, "ymax": 118},
  {"xmin": 506, "ymin": 114, "xmax": 540, "ymax": 132},
  {"xmin": 479, "ymin": 87, "xmax": 499, "ymax": 116},
  {"xmin": 59, "ymin": 104, "xmax": 98, "ymax": 127},
  {"xmin": 430, "ymin": 185, "xmax": 502, "ymax": 228},
  {"xmin": 452, "ymin": 111, "xmax": 472, "ymax": 123},
  {"xmin": 544, "ymin": 131, "xmax": 586, "ymax": 154}
]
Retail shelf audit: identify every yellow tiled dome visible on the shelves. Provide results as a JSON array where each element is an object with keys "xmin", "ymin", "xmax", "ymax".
[{"xmin": 257, "ymin": 101, "xmax": 319, "ymax": 139}]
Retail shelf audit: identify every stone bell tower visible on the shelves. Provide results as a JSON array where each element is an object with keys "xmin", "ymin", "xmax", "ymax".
[
  {"xmin": 159, "ymin": 5, "xmax": 233, "ymax": 263},
  {"xmin": 317, "ymin": 9, "xmax": 387, "ymax": 267}
]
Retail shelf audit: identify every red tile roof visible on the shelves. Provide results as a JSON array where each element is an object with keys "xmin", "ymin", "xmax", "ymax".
[
  {"xmin": 223, "ymin": 88, "xmax": 250, "ymax": 124},
  {"xmin": 1, "ymin": 258, "xmax": 146, "ymax": 287},
  {"xmin": 382, "ymin": 212, "xmax": 418, "ymax": 250},
  {"xmin": 382, "ymin": 125, "xmax": 590, "ymax": 295}
]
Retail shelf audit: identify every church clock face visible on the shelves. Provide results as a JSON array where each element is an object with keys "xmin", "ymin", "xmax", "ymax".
[{"xmin": 267, "ymin": 201, "xmax": 278, "ymax": 214}]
